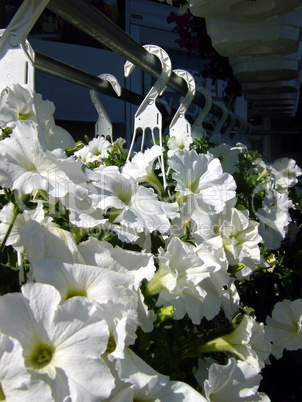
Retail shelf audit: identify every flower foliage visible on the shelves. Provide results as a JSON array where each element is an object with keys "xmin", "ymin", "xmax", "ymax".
[{"xmin": 0, "ymin": 83, "xmax": 302, "ymax": 401}]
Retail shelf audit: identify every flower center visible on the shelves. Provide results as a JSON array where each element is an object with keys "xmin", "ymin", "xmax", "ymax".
[
  {"xmin": 18, "ymin": 110, "xmax": 34, "ymax": 120},
  {"xmin": 117, "ymin": 188, "xmax": 131, "ymax": 205},
  {"xmin": 30, "ymin": 344, "xmax": 54, "ymax": 368},
  {"xmin": 65, "ymin": 288, "xmax": 87, "ymax": 300},
  {"xmin": 0, "ymin": 383, "xmax": 5, "ymax": 401},
  {"xmin": 36, "ymin": 350, "xmax": 51, "ymax": 365},
  {"xmin": 106, "ymin": 334, "xmax": 116, "ymax": 354}
]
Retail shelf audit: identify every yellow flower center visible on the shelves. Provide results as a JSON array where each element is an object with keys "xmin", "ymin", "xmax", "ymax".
[
  {"xmin": 106, "ymin": 334, "xmax": 116, "ymax": 354},
  {"xmin": 30, "ymin": 344, "xmax": 54, "ymax": 368},
  {"xmin": 18, "ymin": 110, "xmax": 34, "ymax": 120},
  {"xmin": 65, "ymin": 288, "xmax": 87, "ymax": 300}
]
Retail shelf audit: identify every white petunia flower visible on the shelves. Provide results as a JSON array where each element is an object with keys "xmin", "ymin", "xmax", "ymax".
[
  {"xmin": 253, "ymin": 158, "xmax": 272, "ymax": 191},
  {"xmin": 25, "ymin": 233, "xmax": 156, "ymax": 335},
  {"xmin": 0, "ymin": 83, "xmax": 34, "ymax": 125},
  {"xmin": 0, "ymin": 120, "xmax": 49, "ymax": 193},
  {"xmin": 34, "ymin": 92, "xmax": 75, "ymax": 151},
  {"xmin": 18, "ymin": 220, "xmax": 84, "ymax": 263},
  {"xmin": 59, "ymin": 180, "xmax": 109, "ymax": 230},
  {"xmin": 198, "ymin": 315, "xmax": 267, "ymax": 372},
  {"xmin": 253, "ymin": 157, "xmax": 269, "ymax": 178},
  {"xmin": 78, "ymin": 237, "xmax": 157, "ymax": 333},
  {"xmin": 0, "ymin": 120, "xmax": 88, "ymax": 200},
  {"xmin": 262, "ymin": 189, "xmax": 293, "ymax": 213},
  {"xmin": 168, "ymin": 149, "xmax": 236, "ymax": 219},
  {"xmin": 265, "ymin": 299, "xmax": 302, "ymax": 359},
  {"xmin": 0, "ymin": 200, "xmax": 53, "ymax": 252},
  {"xmin": 75, "ymin": 135, "xmax": 112, "ymax": 164},
  {"xmin": 194, "ymin": 207, "xmax": 265, "ymax": 278},
  {"xmin": 221, "ymin": 280, "xmax": 240, "ymax": 321},
  {"xmin": 254, "ymin": 157, "xmax": 302, "ymax": 193},
  {"xmin": 147, "ymin": 236, "xmax": 229, "ymax": 324},
  {"xmin": 196, "ymin": 235, "xmax": 232, "ymax": 308},
  {"xmin": 87, "ymin": 167, "xmax": 178, "ymax": 233},
  {"xmin": 0, "ymin": 333, "xmax": 53, "ymax": 402},
  {"xmin": 29, "ymin": 258, "xmax": 135, "ymax": 305},
  {"xmin": 103, "ymin": 220, "xmax": 142, "ymax": 243},
  {"xmin": 0, "ymin": 283, "xmax": 115, "ymax": 401},
  {"xmin": 0, "ymin": 83, "xmax": 75, "ymax": 150},
  {"xmin": 256, "ymin": 212, "xmax": 288, "ymax": 251},
  {"xmin": 271, "ymin": 157, "xmax": 302, "ymax": 191},
  {"xmin": 20, "ymin": 222, "xmax": 156, "ymax": 334},
  {"xmin": 201, "ymin": 358, "xmax": 270, "ymax": 401},
  {"xmin": 255, "ymin": 190, "xmax": 292, "ymax": 250},
  {"xmin": 29, "ymin": 258, "xmax": 140, "ymax": 360},
  {"xmin": 78, "ymin": 236, "xmax": 156, "ymax": 289},
  {"xmin": 167, "ymin": 131, "xmax": 192, "ymax": 157},
  {"xmin": 249, "ymin": 317, "xmax": 272, "ymax": 367},
  {"xmin": 111, "ymin": 347, "xmax": 207, "ymax": 401},
  {"xmin": 219, "ymin": 208, "xmax": 265, "ymax": 278},
  {"xmin": 122, "ymin": 145, "xmax": 164, "ymax": 193},
  {"xmin": 64, "ymin": 196, "xmax": 108, "ymax": 229},
  {"xmin": 208, "ymin": 143, "xmax": 241, "ymax": 175}
]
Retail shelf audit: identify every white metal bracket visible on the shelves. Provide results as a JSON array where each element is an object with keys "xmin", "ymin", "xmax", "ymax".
[
  {"xmin": 90, "ymin": 73, "xmax": 122, "ymax": 142},
  {"xmin": 0, "ymin": 0, "xmax": 50, "ymax": 91}
]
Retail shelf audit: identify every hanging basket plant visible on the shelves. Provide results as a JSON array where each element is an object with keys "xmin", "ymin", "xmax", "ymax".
[
  {"xmin": 185, "ymin": 0, "xmax": 302, "ymax": 23},
  {"xmin": 167, "ymin": 10, "xmax": 243, "ymax": 99}
]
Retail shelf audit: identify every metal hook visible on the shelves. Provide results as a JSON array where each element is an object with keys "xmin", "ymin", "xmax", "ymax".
[
  {"xmin": 191, "ymin": 86, "xmax": 212, "ymax": 139},
  {"xmin": 124, "ymin": 44, "xmax": 172, "ymax": 155},
  {"xmin": 209, "ymin": 101, "xmax": 229, "ymax": 143},
  {"xmin": 0, "ymin": 0, "xmax": 49, "ymax": 91},
  {"xmin": 89, "ymin": 73, "xmax": 121, "ymax": 142},
  {"xmin": 124, "ymin": 44, "xmax": 172, "ymax": 190},
  {"xmin": 168, "ymin": 69, "xmax": 196, "ymax": 138}
]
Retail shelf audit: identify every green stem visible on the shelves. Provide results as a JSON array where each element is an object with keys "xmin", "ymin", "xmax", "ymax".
[
  {"xmin": 0, "ymin": 205, "xmax": 20, "ymax": 254},
  {"xmin": 3, "ymin": 188, "xmax": 11, "ymax": 202}
]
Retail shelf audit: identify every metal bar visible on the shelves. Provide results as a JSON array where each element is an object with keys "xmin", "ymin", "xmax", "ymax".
[
  {"xmin": 34, "ymin": 51, "xmax": 144, "ymax": 106},
  {"xmin": 47, "ymin": 0, "xmax": 165, "ymax": 82},
  {"xmin": 46, "ymin": 0, "xmax": 237, "ymax": 123}
]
